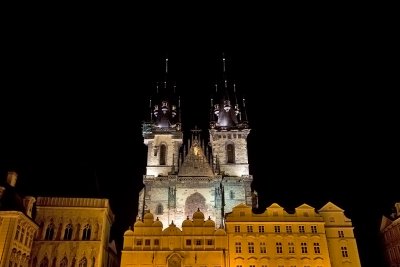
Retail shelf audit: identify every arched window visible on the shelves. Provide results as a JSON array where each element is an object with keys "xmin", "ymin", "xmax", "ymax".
[
  {"xmin": 15, "ymin": 225, "xmax": 20, "ymax": 240},
  {"xmin": 51, "ymin": 258, "xmax": 57, "ymax": 267},
  {"xmin": 40, "ymin": 257, "xmax": 49, "ymax": 267},
  {"xmin": 64, "ymin": 224, "xmax": 73, "ymax": 240},
  {"xmin": 226, "ymin": 143, "xmax": 235, "ymax": 163},
  {"xmin": 79, "ymin": 257, "xmax": 87, "ymax": 267},
  {"xmin": 156, "ymin": 204, "xmax": 163, "ymax": 215},
  {"xmin": 71, "ymin": 258, "xmax": 76, "ymax": 267},
  {"xmin": 60, "ymin": 257, "xmax": 68, "ymax": 267},
  {"xmin": 159, "ymin": 144, "xmax": 167, "ymax": 165},
  {"xmin": 45, "ymin": 223, "xmax": 54, "ymax": 240},
  {"xmin": 32, "ymin": 257, "xmax": 38, "ymax": 267},
  {"xmin": 82, "ymin": 224, "xmax": 91, "ymax": 241},
  {"xmin": 91, "ymin": 257, "xmax": 95, "ymax": 267}
]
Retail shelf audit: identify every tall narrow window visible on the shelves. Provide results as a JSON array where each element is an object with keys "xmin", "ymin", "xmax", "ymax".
[
  {"xmin": 160, "ymin": 144, "xmax": 166, "ymax": 165},
  {"xmin": 227, "ymin": 143, "xmax": 235, "ymax": 163},
  {"xmin": 45, "ymin": 223, "xmax": 55, "ymax": 240},
  {"xmin": 40, "ymin": 257, "xmax": 49, "ymax": 267},
  {"xmin": 64, "ymin": 224, "xmax": 73, "ymax": 240},
  {"xmin": 51, "ymin": 258, "xmax": 57, "ymax": 267},
  {"xmin": 341, "ymin": 246, "xmax": 349, "ymax": 258},
  {"xmin": 82, "ymin": 224, "xmax": 91, "ymax": 241},
  {"xmin": 156, "ymin": 204, "xmax": 163, "ymax": 215},
  {"xmin": 15, "ymin": 225, "xmax": 20, "ymax": 240},
  {"xmin": 60, "ymin": 257, "xmax": 68, "ymax": 267},
  {"xmin": 79, "ymin": 257, "xmax": 87, "ymax": 267}
]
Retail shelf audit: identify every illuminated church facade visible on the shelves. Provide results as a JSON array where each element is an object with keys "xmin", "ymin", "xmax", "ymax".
[{"xmin": 121, "ymin": 58, "xmax": 362, "ymax": 267}]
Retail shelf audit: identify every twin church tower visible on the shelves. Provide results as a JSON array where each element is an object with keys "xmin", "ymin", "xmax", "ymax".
[{"xmin": 138, "ymin": 56, "xmax": 257, "ymax": 228}]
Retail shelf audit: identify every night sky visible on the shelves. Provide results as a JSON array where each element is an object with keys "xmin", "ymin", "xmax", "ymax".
[{"xmin": 1, "ymin": 16, "xmax": 397, "ymax": 267}]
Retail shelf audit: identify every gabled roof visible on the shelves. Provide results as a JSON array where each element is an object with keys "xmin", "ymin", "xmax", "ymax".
[
  {"xmin": 380, "ymin": 215, "xmax": 393, "ymax": 231},
  {"xmin": 178, "ymin": 139, "xmax": 214, "ymax": 177},
  {"xmin": 296, "ymin": 203, "xmax": 315, "ymax": 209},
  {"xmin": 318, "ymin": 201, "xmax": 344, "ymax": 212}
]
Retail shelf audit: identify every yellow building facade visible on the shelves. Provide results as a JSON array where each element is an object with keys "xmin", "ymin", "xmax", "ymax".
[
  {"xmin": 30, "ymin": 197, "xmax": 119, "ymax": 267},
  {"xmin": 0, "ymin": 171, "xmax": 38, "ymax": 267},
  {"xmin": 380, "ymin": 202, "xmax": 400, "ymax": 266}
]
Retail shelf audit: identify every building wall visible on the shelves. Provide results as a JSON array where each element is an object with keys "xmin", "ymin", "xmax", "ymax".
[
  {"xmin": 225, "ymin": 203, "xmax": 332, "ymax": 267},
  {"xmin": 121, "ymin": 211, "xmax": 228, "ymax": 267},
  {"xmin": 30, "ymin": 197, "xmax": 118, "ymax": 267},
  {"xmin": 318, "ymin": 202, "xmax": 362, "ymax": 267},
  {"xmin": 209, "ymin": 130, "xmax": 250, "ymax": 177},
  {"xmin": 381, "ymin": 202, "xmax": 400, "ymax": 267},
  {"xmin": 0, "ymin": 211, "xmax": 38, "ymax": 267},
  {"xmin": 144, "ymin": 133, "xmax": 183, "ymax": 177}
]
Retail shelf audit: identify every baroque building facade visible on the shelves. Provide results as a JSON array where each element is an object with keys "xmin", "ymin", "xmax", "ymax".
[
  {"xmin": 121, "ymin": 57, "xmax": 362, "ymax": 267},
  {"xmin": 380, "ymin": 202, "xmax": 400, "ymax": 266}
]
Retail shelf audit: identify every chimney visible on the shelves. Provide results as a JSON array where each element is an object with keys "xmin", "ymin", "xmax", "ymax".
[
  {"xmin": 23, "ymin": 196, "xmax": 36, "ymax": 218},
  {"xmin": 7, "ymin": 171, "xmax": 18, "ymax": 187}
]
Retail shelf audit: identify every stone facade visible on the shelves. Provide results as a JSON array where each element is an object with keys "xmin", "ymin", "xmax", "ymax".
[
  {"xmin": 380, "ymin": 202, "xmax": 400, "ymax": 266},
  {"xmin": 30, "ymin": 197, "xmax": 118, "ymax": 267}
]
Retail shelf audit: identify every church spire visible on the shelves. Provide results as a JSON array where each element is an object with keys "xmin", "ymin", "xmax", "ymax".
[
  {"xmin": 143, "ymin": 56, "xmax": 182, "ymax": 132},
  {"xmin": 209, "ymin": 53, "xmax": 248, "ymax": 130}
]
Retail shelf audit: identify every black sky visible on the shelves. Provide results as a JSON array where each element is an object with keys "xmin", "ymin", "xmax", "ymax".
[{"xmin": 1, "ymin": 14, "xmax": 398, "ymax": 267}]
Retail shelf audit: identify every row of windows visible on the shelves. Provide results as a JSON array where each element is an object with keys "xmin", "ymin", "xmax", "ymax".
[
  {"xmin": 29, "ymin": 256, "xmax": 95, "ymax": 267},
  {"xmin": 40, "ymin": 223, "xmax": 92, "ymax": 241},
  {"xmin": 14, "ymin": 225, "xmax": 35, "ymax": 248},
  {"xmin": 235, "ymin": 225, "xmax": 320, "ymax": 234},
  {"xmin": 234, "ymin": 242, "xmax": 322, "ymax": 255},
  {"xmin": 135, "ymin": 239, "xmax": 214, "ymax": 246},
  {"xmin": 214, "ymin": 134, "xmax": 243, "ymax": 139}
]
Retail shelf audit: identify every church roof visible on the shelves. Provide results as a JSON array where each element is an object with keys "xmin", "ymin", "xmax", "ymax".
[{"xmin": 178, "ymin": 139, "xmax": 214, "ymax": 177}]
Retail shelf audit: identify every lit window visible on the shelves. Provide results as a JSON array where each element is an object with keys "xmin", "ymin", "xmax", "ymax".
[
  {"xmin": 301, "ymin": 242, "xmax": 308, "ymax": 253},
  {"xmin": 311, "ymin": 225, "xmax": 317, "ymax": 234},
  {"xmin": 235, "ymin": 242, "xmax": 242, "ymax": 253},
  {"xmin": 313, "ymin": 242, "xmax": 320, "ymax": 254},
  {"xmin": 260, "ymin": 242, "xmax": 266, "ymax": 253},
  {"xmin": 248, "ymin": 242, "xmax": 254, "ymax": 253},
  {"xmin": 247, "ymin": 225, "xmax": 253, "ymax": 232},
  {"xmin": 341, "ymin": 246, "xmax": 349, "ymax": 258},
  {"xmin": 288, "ymin": 242, "xmax": 295, "ymax": 253},
  {"xmin": 276, "ymin": 242, "xmax": 283, "ymax": 254},
  {"xmin": 338, "ymin": 230, "xmax": 344, "ymax": 238},
  {"xmin": 274, "ymin": 225, "xmax": 280, "ymax": 233},
  {"xmin": 235, "ymin": 225, "xmax": 241, "ymax": 232}
]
